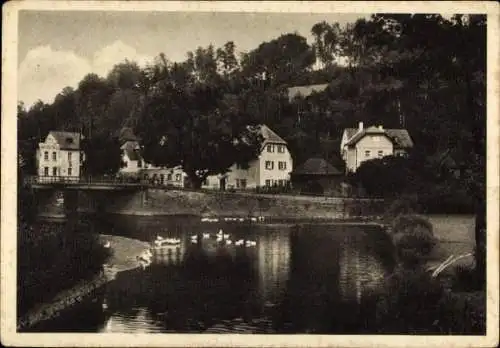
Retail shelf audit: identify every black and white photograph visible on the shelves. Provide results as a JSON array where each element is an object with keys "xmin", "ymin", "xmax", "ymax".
[{"xmin": 2, "ymin": 1, "xmax": 499, "ymax": 347}]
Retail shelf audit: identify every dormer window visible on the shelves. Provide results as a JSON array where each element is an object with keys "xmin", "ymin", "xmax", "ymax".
[{"xmin": 66, "ymin": 138, "xmax": 74, "ymax": 144}]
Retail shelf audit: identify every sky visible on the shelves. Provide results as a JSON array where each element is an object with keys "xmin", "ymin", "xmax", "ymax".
[{"xmin": 18, "ymin": 10, "xmax": 365, "ymax": 108}]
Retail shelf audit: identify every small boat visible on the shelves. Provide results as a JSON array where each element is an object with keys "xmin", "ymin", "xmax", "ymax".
[
  {"xmin": 238, "ymin": 218, "xmax": 245, "ymax": 222},
  {"xmin": 235, "ymin": 239, "xmax": 244, "ymax": 246},
  {"xmin": 250, "ymin": 217, "xmax": 257, "ymax": 222},
  {"xmin": 226, "ymin": 240, "xmax": 232, "ymax": 245},
  {"xmin": 223, "ymin": 234, "xmax": 230, "ymax": 239},
  {"xmin": 202, "ymin": 233, "xmax": 210, "ymax": 239}
]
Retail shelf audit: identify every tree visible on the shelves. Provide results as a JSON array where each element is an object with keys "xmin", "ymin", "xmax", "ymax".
[
  {"xmin": 81, "ymin": 133, "xmax": 124, "ymax": 176},
  {"xmin": 241, "ymin": 33, "xmax": 316, "ymax": 87},
  {"xmin": 137, "ymin": 82, "xmax": 263, "ymax": 188}
]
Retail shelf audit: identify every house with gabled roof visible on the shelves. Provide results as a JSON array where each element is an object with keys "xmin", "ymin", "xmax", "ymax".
[
  {"xmin": 340, "ymin": 122, "xmax": 414, "ymax": 173},
  {"xmin": 119, "ymin": 136, "xmax": 185, "ymax": 187},
  {"xmin": 202, "ymin": 124, "xmax": 293, "ymax": 190},
  {"xmin": 37, "ymin": 131, "xmax": 84, "ymax": 179}
]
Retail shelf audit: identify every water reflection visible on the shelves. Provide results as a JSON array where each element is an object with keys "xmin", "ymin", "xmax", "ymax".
[{"xmin": 34, "ymin": 216, "xmax": 393, "ymax": 333}]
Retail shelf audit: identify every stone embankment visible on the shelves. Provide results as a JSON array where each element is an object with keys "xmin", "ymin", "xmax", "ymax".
[
  {"xmin": 17, "ymin": 235, "xmax": 150, "ymax": 331},
  {"xmin": 101, "ymin": 189, "xmax": 387, "ymax": 219}
]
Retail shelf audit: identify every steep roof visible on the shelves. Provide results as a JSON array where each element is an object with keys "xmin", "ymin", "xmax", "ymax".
[
  {"xmin": 293, "ymin": 158, "xmax": 342, "ymax": 176},
  {"xmin": 344, "ymin": 127, "xmax": 413, "ymax": 148},
  {"xmin": 287, "ymin": 83, "xmax": 329, "ymax": 101},
  {"xmin": 121, "ymin": 140, "xmax": 141, "ymax": 161},
  {"xmin": 48, "ymin": 131, "xmax": 82, "ymax": 150},
  {"xmin": 259, "ymin": 124, "xmax": 287, "ymax": 145}
]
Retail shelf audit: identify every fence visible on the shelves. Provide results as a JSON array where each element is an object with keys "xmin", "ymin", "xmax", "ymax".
[{"xmin": 25, "ymin": 175, "xmax": 147, "ymax": 186}]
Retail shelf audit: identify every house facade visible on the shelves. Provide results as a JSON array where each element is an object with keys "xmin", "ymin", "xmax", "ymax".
[
  {"xmin": 202, "ymin": 125, "xmax": 293, "ymax": 190},
  {"xmin": 340, "ymin": 122, "xmax": 414, "ymax": 173},
  {"xmin": 119, "ymin": 139, "xmax": 185, "ymax": 187},
  {"xmin": 37, "ymin": 131, "xmax": 83, "ymax": 179},
  {"xmin": 120, "ymin": 140, "xmax": 144, "ymax": 174}
]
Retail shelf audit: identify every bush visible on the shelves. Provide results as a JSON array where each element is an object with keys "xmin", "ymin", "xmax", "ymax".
[
  {"xmin": 17, "ymin": 221, "xmax": 111, "ymax": 317},
  {"xmin": 384, "ymin": 195, "xmax": 422, "ymax": 220},
  {"xmin": 391, "ymin": 215, "xmax": 436, "ymax": 268},
  {"xmin": 452, "ymin": 265, "xmax": 481, "ymax": 292},
  {"xmin": 375, "ymin": 268, "xmax": 485, "ymax": 334}
]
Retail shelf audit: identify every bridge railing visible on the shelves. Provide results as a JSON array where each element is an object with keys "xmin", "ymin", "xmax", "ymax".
[{"xmin": 25, "ymin": 175, "xmax": 147, "ymax": 186}]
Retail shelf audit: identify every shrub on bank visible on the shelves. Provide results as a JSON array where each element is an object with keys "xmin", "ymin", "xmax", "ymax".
[
  {"xmin": 390, "ymin": 214, "xmax": 436, "ymax": 268},
  {"xmin": 17, "ymin": 222, "xmax": 111, "ymax": 318},
  {"xmin": 375, "ymin": 268, "xmax": 485, "ymax": 334},
  {"xmin": 384, "ymin": 195, "xmax": 422, "ymax": 220}
]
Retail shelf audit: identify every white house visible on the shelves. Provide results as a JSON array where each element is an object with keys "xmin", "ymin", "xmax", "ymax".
[
  {"xmin": 340, "ymin": 122, "xmax": 414, "ymax": 173},
  {"xmin": 120, "ymin": 140, "xmax": 144, "ymax": 173},
  {"xmin": 202, "ymin": 125, "xmax": 293, "ymax": 190},
  {"xmin": 119, "ymin": 139, "xmax": 185, "ymax": 187},
  {"xmin": 37, "ymin": 131, "xmax": 84, "ymax": 179}
]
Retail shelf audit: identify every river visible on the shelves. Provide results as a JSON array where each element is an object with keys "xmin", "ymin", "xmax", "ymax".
[{"xmin": 28, "ymin": 215, "xmax": 396, "ymax": 334}]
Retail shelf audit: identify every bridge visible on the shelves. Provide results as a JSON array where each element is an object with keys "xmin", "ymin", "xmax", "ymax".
[
  {"xmin": 25, "ymin": 176, "xmax": 147, "ymax": 191},
  {"xmin": 24, "ymin": 176, "xmax": 149, "ymax": 220}
]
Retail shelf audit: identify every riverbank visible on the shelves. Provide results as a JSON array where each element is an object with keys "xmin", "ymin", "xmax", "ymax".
[{"xmin": 17, "ymin": 234, "xmax": 150, "ymax": 331}]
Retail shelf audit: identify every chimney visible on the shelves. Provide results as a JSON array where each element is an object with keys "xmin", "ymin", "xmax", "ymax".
[
  {"xmin": 358, "ymin": 122, "xmax": 364, "ymax": 131},
  {"xmin": 378, "ymin": 125, "xmax": 383, "ymax": 130}
]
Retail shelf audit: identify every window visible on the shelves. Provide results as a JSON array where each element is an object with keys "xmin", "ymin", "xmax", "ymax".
[
  {"xmin": 68, "ymin": 167, "xmax": 72, "ymax": 176},
  {"xmin": 236, "ymin": 179, "xmax": 240, "ymax": 188},
  {"xmin": 124, "ymin": 161, "xmax": 128, "ymax": 168},
  {"xmin": 52, "ymin": 152, "xmax": 57, "ymax": 161},
  {"xmin": 266, "ymin": 144, "xmax": 274, "ymax": 153},
  {"xmin": 44, "ymin": 151, "xmax": 48, "ymax": 161},
  {"xmin": 378, "ymin": 150, "xmax": 384, "ymax": 158},
  {"xmin": 265, "ymin": 179, "xmax": 271, "ymax": 187},
  {"xmin": 240, "ymin": 179, "xmax": 247, "ymax": 189},
  {"xmin": 278, "ymin": 161, "xmax": 287, "ymax": 170},
  {"xmin": 167, "ymin": 173, "xmax": 172, "ymax": 181},
  {"xmin": 278, "ymin": 179, "xmax": 284, "ymax": 186},
  {"xmin": 68, "ymin": 152, "xmax": 72, "ymax": 162},
  {"xmin": 138, "ymin": 160, "xmax": 142, "ymax": 168},
  {"xmin": 265, "ymin": 161, "xmax": 274, "ymax": 170},
  {"xmin": 160, "ymin": 174, "xmax": 165, "ymax": 185},
  {"xmin": 144, "ymin": 174, "xmax": 149, "ymax": 179},
  {"xmin": 44, "ymin": 167, "xmax": 49, "ymax": 176},
  {"xmin": 277, "ymin": 145, "xmax": 285, "ymax": 153},
  {"xmin": 365, "ymin": 150, "xmax": 371, "ymax": 157},
  {"xmin": 52, "ymin": 167, "xmax": 57, "ymax": 176},
  {"xmin": 175, "ymin": 174, "xmax": 181, "ymax": 181},
  {"xmin": 203, "ymin": 178, "xmax": 209, "ymax": 186}
]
